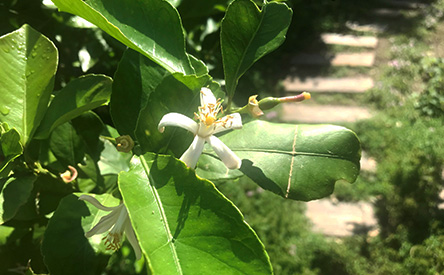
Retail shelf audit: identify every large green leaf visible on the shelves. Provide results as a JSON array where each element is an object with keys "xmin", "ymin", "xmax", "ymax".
[
  {"xmin": 34, "ymin": 74, "xmax": 112, "ymax": 139},
  {"xmin": 51, "ymin": 0, "xmax": 194, "ymax": 74},
  {"xmin": 221, "ymin": 0, "xmax": 292, "ymax": 99},
  {"xmin": 201, "ymin": 121, "xmax": 361, "ymax": 201},
  {"xmin": 119, "ymin": 153, "xmax": 272, "ymax": 274},
  {"xmin": 0, "ymin": 24, "xmax": 58, "ymax": 144},
  {"xmin": 42, "ymin": 193, "xmax": 117, "ymax": 275},
  {"xmin": 0, "ymin": 175, "xmax": 36, "ymax": 224}
]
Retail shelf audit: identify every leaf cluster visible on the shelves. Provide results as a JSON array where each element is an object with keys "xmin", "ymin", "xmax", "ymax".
[{"xmin": 0, "ymin": 1, "xmax": 362, "ymax": 274}]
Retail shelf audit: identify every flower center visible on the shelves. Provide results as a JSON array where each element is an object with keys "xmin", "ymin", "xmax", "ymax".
[
  {"xmin": 205, "ymin": 115, "xmax": 216, "ymax": 126},
  {"xmin": 103, "ymin": 232, "xmax": 122, "ymax": 251},
  {"xmin": 195, "ymin": 92, "xmax": 224, "ymax": 127}
]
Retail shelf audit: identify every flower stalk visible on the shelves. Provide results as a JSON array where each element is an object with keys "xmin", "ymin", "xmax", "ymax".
[{"xmin": 234, "ymin": 92, "xmax": 311, "ymax": 117}]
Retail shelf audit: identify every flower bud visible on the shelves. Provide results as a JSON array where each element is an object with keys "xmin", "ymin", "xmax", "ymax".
[
  {"xmin": 116, "ymin": 135, "xmax": 135, "ymax": 153},
  {"xmin": 258, "ymin": 92, "xmax": 311, "ymax": 111}
]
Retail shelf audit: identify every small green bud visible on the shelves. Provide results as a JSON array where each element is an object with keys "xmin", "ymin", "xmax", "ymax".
[{"xmin": 258, "ymin": 92, "xmax": 311, "ymax": 111}]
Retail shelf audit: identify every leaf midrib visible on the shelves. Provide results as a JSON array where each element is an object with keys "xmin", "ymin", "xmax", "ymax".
[
  {"xmin": 19, "ymin": 28, "xmax": 28, "ymax": 143},
  {"xmin": 227, "ymin": 1, "xmax": 263, "ymax": 95},
  {"xmin": 215, "ymin": 148, "xmax": 360, "ymax": 162},
  {"xmin": 139, "ymin": 155, "xmax": 183, "ymax": 274}
]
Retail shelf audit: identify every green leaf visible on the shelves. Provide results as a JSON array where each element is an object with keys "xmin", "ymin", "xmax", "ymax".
[
  {"xmin": 110, "ymin": 49, "xmax": 169, "ymax": 138},
  {"xmin": 0, "ymin": 225, "xmax": 14, "ymax": 245},
  {"xmin": 34, "ymin": 174, "xmax": 73, "ymax": 216},
  {"xmin": 71, "ymin": 112, "xmax": 106, "ymax": 162},
  {"xmin": 196, "ymin": 154, "xmax": 243, "ymax": 182},
  {"xmin": 34, "ymin": 74, "xmax": 112, "ymax": 139},
  {"xmin": 97, "ymin": 139, "xmax": 131, "ymax": 175},
  {"xmin": 0, "ymin": 125, "xmax": 23, "ymax": 175},
  {"xmin": 49, "ymin": 122, "xmax": 85, "ymax": 166},
  {"xmin": 0, "ymin": 175, "xmax": 36, "ymax": 224},
  {"xmin": 188, "ymin": 54, "xmax": 209, "ymax": 77},
  {"xmin": 221, "ymin": 0, "xmax": 292, "ymax": 99},
  {"xmin": 119, "ymin": 153, "xmax": 272, "ymax": 274},
  {"xmin": 42, "ymin": 193, "xmax": 118, "ymax": 275},
  {"xmin": 0, "ymin": 24, "xmax": 58, "ymax": 144},
  {"xmin": 202, "ymin": 121, "xmax": 361, "ymax": 201},
  {"xmin": 51, "ymin": 0, "xmax": 194, "ymax": 74}
]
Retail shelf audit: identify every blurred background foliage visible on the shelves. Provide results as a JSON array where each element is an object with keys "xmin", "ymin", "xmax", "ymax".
[{"xmin": 1, "ymin": 0, "xmax": 444, "ymax": 274}]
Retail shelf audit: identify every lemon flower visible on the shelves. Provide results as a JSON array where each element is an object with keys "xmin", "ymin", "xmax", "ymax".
[
  {"xmin": 79, "ymin": 195, "xmax": 142, "ymax": 260},
  {"xmin": 158, "ymin": 88, "xmax": 242, "ymax": 169}
]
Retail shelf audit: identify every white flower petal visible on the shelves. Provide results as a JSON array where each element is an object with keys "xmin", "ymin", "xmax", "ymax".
[
  {"xmin": 79, "ymin": 195, "xmax": 119, "ymax": 211},
  {"xmin": 85, "ymin": 208, "xmax": 122, "ymax": 237},
  {"xmin": 207, "ymin": 136, "xmax": 241, "ymax": 169},
  {"xmin": 200, "ymin": 87, "xmax": 217, "ymax": 106},
  {"xmin": 158, "ymin": 113, "xmax": 198, "ymax": 134},
  {"xmin": 180, "ymin": 135, "xmax": 206, "ymax": 168},
  {"xmin": 125, "ymin": 220, "xmax": 142, "ymax": 260},
  {"xmin": 213, "ymin": 113, "xmax": 243, "ymax": 135}
]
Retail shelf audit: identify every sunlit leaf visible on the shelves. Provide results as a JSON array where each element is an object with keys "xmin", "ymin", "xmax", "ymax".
[
  {"xmin": 119, "ymin": 153, "xmax": 273, "ymax": 274},
  {"xmin": 51, "ymin": 0, "xmax": 194, "ymax": 74},
  {"xmin": 97, "ymin": 140, "xmax": 131, "ymax": 175},
  {"xmin": 34, "ymin": 75, "xmax": 112, "ymax": 140},
  {"xmin": 196, "ymin": 154, "xmax": 243, "ymax": 182},
  {"xmin": 201, "ymin": 120, "xmax": 361, "ymax": 201},
  {"xmin": 221, "ymin": 0, "xmax": 292, "ymax": 99},
  {"xmin": 0, "ymin": 24, "xmax": 58, "ymax": 144},
  {"xmin": 0, "ymin": 225, "xmax": 14, "ymax": 245}
]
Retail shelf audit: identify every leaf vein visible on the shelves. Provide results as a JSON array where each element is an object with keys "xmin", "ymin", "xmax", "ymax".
[
  {"xmin": 286, "ymin": 125, "xmax": 298, "ymax": 198},
  {"xmin": 228, "ymin": 148, "xmax": 359, "ymax": 162},
  {"xmin": 140, "ymin": 156, "xmax": 183, "ymax": 274}
]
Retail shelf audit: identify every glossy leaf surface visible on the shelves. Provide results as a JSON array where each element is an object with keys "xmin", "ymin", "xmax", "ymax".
[
  {"xmin": 34, "ymin": 74, "xmax": 112, "ymax": 139},
  {"xmin": 118, "ymin": 153, "xmax": 272, "ymax": 274},
  {"xmin": 51, "ymin": 0, "xmax": 194, "ymax": 74},
  {"xmin": 0, "ymin": 24, "xmax": 58, "ymax": 144},
  {"xmin": 221, "ymin": 0, "xmax": 292, "ymax": 98},
  {"xmin": 202, "ymin": 121, "xmax": 361, "ymax": 201}
]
